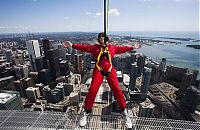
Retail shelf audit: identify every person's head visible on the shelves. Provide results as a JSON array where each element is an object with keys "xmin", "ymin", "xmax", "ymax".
[{"xmin": 97, "ymin": 32, "xmax": 109, "ymax": 46}]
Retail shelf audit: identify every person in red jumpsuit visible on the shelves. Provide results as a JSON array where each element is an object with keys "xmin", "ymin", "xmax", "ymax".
[{"xmin": 63, "ymin": 32, "xmax": 141, "ymax": 128}]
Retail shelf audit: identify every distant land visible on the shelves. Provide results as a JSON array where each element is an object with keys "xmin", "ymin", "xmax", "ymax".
[
  {"xmin": 186, "ymin": 45, "xmax": 200, "ymax": 49},
  {"xmin": 158, "ymin": 37, "xmax": 194, "ymax": 41}
]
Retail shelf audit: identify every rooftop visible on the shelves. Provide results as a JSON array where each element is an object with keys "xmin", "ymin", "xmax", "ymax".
[{"xmin": 0, "ymin": 93, "xmax": 15, "ymax": 104}]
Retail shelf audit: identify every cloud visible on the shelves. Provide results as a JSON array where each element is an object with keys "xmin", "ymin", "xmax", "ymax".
[
  {"xmin": 86, "ymin": 12, "xmax": 92, "ymax": 15},
  {"xmin": 32, "ymin": 0, "xmax": 37, "ymax": 2},
  {"xmin": 96, "ymin": 9, "xmax": 120, "ymax": 17},
  {"xmin": 64, "ymin": 16, "xmax": 69, "ymax": 20},
  {"xmin": 0, "ymin": 25, "xmax": 29, "ymax": 29},
  {"xmin": 96, "ymin": 12, "xmax": 103, "ymax": 16},
  {"xmin": 109, "ymin": 9, "xmax": 120, "ymax": 16},
  {"xmin": 0, "ymin": 26, "xmax": 6, "ymax": 29}
]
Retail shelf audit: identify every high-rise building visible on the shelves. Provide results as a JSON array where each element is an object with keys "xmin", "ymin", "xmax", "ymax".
[
  {"xmin": 35, "ymin": 55, "xmax": 48, "ymax": 71},
  {"xmin": 14, "ymin": 78, "xmax": 29, "ymax": 98},
  {"xmin": 129, "ymin": 62, "xmax": 138, "ymax": 91},
  {"xmin": 47, "ymin": 49, "xmax": 60, "ymax": 81},
  {"xmin": 5, "ymin": 50, "xmax": 12, "ymax": 62},
  {"xmin": 26, "ymin": 40, "xmax": 41, "ymax": 71},
  {"xmin": 42, "ymin": 39, "xmax": 54, "ymax": 58},
  {"xmin": 51, "ymin": 91, "xmax": 59, "ymax": 103},
  {"xmin": 14, "ymin": 65, "xmax": 29, "ymax": 79},
  {"xmin": 26, "ymin": 87, "xmax": 40, "ymax": 103},
  {"xmin": 0, "ymin": 91, "xmax": 23, "ymax": 110},
  {"xmin": 43, "ymin": 86, "xmax": 52, "ymax": 103},
  {"xmin": 35, "ymin": 83, "xmax": 45, "ymax": 96},
  {"xmin": 74, "ymin": 54, "xmax": 83, "ymax": 74},
  {"xmin": 82, "ymin": 53, "xmax": 87, "ymax": 72},
  {"xmin": 140, "ymin": 67, "xmax": 152, "ymax": 101},
  {"xmin": 14, "ymin": 80, "xmax": 25, "ymax": 98},
  {"xmin": 56, "ymin": 43, "xmax": 66, "ymax": 60},
  {"xmin": 25, "ymin": 77, "xmax": 35, "ymax": 88},
  {"xmin": 38, "ymin": 69, "xmax": 51, "ymax": 85},
  {"xmin": 0, "ymin": 76, "xmax": 15, "ymax": 91},
  {"xmin": 29, "ymin": 72, "xmax": 39, "ymax": 84},
  {"xmin": 71, "ymin": 48, "xmax": 77, "ymax": 64},
  {"xmin": 136, "ymin": 54, "xmax": 146, "ymax": 77},
  {"xmin": 26, "ymin": 40, "xmax": 41, "ymax": 62},
  {"xmin": 55, "ymin": 83, "xmax": 65, "ymax": 101},
  {"xmin": 59, "ymin": 60, "xmax": 69, "ymax": 76}
]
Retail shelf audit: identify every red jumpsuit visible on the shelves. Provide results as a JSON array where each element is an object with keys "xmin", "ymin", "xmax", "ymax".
[{"xmin": 72, "ymin": 44, "xmax": 133, "ymax": 110}]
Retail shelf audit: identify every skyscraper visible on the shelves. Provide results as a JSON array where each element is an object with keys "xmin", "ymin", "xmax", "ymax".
[
  {"xmin": 0, "ymin": 76, "xmax": 15, "ymax": 91},
  {"xmin": 38, "ymin": 69, "xmax": 51, "ymax": 85},
  {"xmin": 129, "ymin": 62, "xmax": 138, "ymax": 91},
  {"xmin": 136, "ymin": 54, "xmax": 146, "ymax": 77},
  {"xmin": 26, "ymin": 87, "xmax": 40, "ymax": 103},
  {"xmin": 43, "ymin": 86, "xmax": 52, "ymax": 103},
  {"xmin": 141, "ymin": 67, "xmax": 152, "ymax": 101},
  {"xmin": 5, "ymin": 50, "xmax": 12, "ymax": 62},
  {"xmin": 74, "ymin": 54, "xmax": 83, "ymax": 74},
  {"xmin": 59, "ymin": 60, "xmax": 69, "ymax": 76},
  {"xmin": 26, "ymin": 40, "xmax": 41, "ymax": 71},
  {"xmin": 47, "ymin": 49, "xmax": 60, "ymax": 81},
  {"xmin": 35, "ymin": 55, "xmax": 48, "ymax": 71}
]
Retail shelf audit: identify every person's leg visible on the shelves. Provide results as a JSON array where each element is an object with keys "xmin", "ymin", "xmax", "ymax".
[
  {"xmin": 80, "ymin": 69, "xmax": 103, "ymax": 127},
  {"xmin": 106, "ymin": 68, "xmax": 132, "ymax": 129},
  {"xmin": 84, "ymin": 69, "xmax": 104, "ymax": 110}
]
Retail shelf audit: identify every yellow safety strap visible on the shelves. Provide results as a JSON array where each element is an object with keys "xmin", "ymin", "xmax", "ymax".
[{"xmin": 96, "ymin": 47, "xmax": 112, "ymax": 72}]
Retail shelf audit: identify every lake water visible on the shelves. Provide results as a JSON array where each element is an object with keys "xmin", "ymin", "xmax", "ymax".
[{"xmin": 110, "ymin": 31, "xmax": 200, "ymax": 80}]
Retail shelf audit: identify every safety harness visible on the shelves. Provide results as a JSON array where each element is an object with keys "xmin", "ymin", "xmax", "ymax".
[{"xmin": 96, "ymin": 46, "xmax": 112, "ymax": 76}]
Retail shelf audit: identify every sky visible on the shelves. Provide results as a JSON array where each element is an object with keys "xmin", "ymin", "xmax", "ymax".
[{"xmin": 0, "ymin": 0, "xmax": 199, "ymax": 33}]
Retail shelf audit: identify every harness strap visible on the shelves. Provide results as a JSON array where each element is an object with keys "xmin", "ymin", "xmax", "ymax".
[{"xmin": 96, "ymin": 47, "xmax": 112, "ymax": 76}]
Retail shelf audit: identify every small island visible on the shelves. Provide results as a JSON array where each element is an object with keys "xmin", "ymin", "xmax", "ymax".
[{"xmin": 186, "ymin": 45, "xmax": 200, "ymax": 49}]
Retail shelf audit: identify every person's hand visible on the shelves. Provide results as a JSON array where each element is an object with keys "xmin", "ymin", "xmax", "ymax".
[
  {"xmin": 63, "ymin": 41, "xmax": 72, "ymax": 48},
  {"xmin": 134, "ymin": 43, "xmax": 142, "ymax": 49}
]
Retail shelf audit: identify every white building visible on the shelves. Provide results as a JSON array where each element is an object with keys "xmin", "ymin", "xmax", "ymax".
[{"xmin": 26, "ymin": 40, "xmax": 41, "ymax": 63}]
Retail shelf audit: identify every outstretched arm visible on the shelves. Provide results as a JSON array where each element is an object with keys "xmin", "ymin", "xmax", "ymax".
[
  {"xmin": 63, "ymin": 41, "xmax": 94, "ymax": 53},
  {"xmin": 115, "ymin": 43, "xmax": 142, "ymax": 54}
]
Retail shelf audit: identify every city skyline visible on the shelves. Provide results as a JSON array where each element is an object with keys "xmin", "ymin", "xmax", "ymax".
[{"xmin": 0, "ymin": 0, "xmax": 199, "ymax": 33}]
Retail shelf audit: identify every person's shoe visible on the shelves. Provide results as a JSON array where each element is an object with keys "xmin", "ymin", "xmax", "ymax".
[
  {"xmin": 122, "ymin": 109, "xmax": 132, "ymax": 129},
  {"xmin": 79, "ymin": 109, "xmax": 89, "ymax": 127}
]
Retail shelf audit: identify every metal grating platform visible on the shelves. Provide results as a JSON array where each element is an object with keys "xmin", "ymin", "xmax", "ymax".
[{"xmin": 0, "ymin": 110, "xmax": 199, "ymax": 130}]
